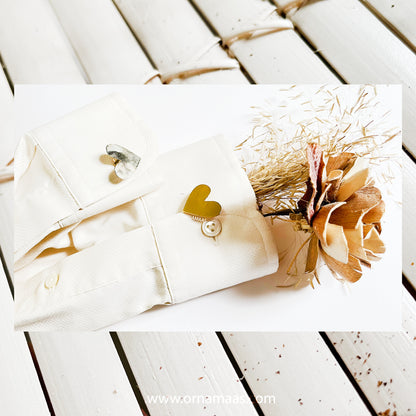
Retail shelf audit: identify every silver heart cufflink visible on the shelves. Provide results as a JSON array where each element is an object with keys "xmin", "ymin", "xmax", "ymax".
[{"xmin": 106, "ymin": 144, "xmax": 141, "ymax": 180}]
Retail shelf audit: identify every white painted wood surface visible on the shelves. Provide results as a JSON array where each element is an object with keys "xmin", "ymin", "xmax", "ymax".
[
  {"xmin": 49, "ymin": 0, "xmax": 161, "ymax": 84},
  {"xmin": 273, "ymin": 0, "xmax": 416, "ymax": 157},
  {"xmin": 29, "ymin": 332, "xmax": 143, "ymax": 416},
  {"xmin": 113, "ymin": 0, "xmax": 249, "ymax": 84},
  {"xmin": 118, "ymin": 332, "xmax": 258, "ymax": 416},
  {"xmin": 223, "ymin": 332, "xmax": 371, "ymax": 415},
  {"xmin": 327, "ymin": 289, "xmax": 416, "ymax": 416},
  {"xmin": 403, "ymin": 152, "xmax": 416, "ymax": 289},
  {"xmin": 0, "ymin": 0, "xmax": 85, "ymax": 84},
  {"xmin": 0, "ymin": 68, "xmax": 14, "ymax": 165},
  {"xmin": 0, "ymin": 266, "xmax": 50, "ymax": 416},
  {"xmin": 192, "ymin": 0, "xmax": 339, "ymax": 83},
  {"xmin": 0, "ymin": 68, "xmax": 14, "ymax": 268},
  {"xmin": 361, "ymin": 0, "xmax": 416, "ymax": 51}
]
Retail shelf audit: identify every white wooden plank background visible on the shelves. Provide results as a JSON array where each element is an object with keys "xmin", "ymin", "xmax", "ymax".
[
  {"xmin": 0, "ymin": 0, "xmax": 415, "ymax": 415},
  {"xmin": 0, "ymin": 67, "xmax": 14, "ymax": 165},
  {"xmin": 191, "ymin": 0, "xmax": 339, "ymax": 83},
  {"xmin": 0, "ymin": 266, "xmax": 50, "ymax": 416},
  {"xmin": 113, "ymin": 0, "xmax": 249, "ymax": 84},
  {"xmin": 0, "ymin": 0, "xmax": 85, "ymax": 84},
  {"xmin": 361, "ymin": 0, "xmax": 416, "ymax": 51},
  {"xmin": 0, "ymin": 67, "xmax": 14, "ymax": 268},
  {"xmin": 327, "ymin": 289, "xmax": 416, "ymax": 416},
  {"xmin": 49, "ymin": 0, "xmax": 161, "ymax": 84},
  {"xmin": 223, "ymin": 331, "xmax": 372, "ymax": 415},
  {"xmin": 29, "ymin": 332, "xmax": 143, "ymax": 416},
  {"xmin": 119, "ymin": 332, "xmax": 259, "ymax": 416}
]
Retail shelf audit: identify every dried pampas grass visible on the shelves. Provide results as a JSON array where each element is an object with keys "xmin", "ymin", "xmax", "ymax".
[{"xmin": 236, "ymin": 85, "xmax": 400, "ymax": 212}]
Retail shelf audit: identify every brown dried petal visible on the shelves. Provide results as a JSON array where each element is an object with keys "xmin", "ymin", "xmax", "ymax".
[
  {"xmin": 329, "ymin": 186, "xmax": 382, "ymax": 229},
  {"xmin": 313, "ymin": 202, "xmax": 349, "ymax": 264},
  {"xmin": 326, "ymin": 152, "xmax": 356, "ymax": 174},
  {"xmin": 321, "ymin": 223, "xmax": 349, "ymax": 264},
  {"xmin": 343, "ymin": 223, "xmax": 368, "ymax": 261},
  {"xmin": 364, "ymin": 226, "xmax": 385, "ymax": 254},
  {"xmin": 321, "ymin": 250, "xmax": 363, "ymax": 283},
  {"xmin": 337, "ymin": 166, "xmax": 369, "ymax": 201},
  {"xmin": 362, "ymin": 200, "xmax": 385, "ymax": 224},
  {"xmin": 326, "ymin": 169, "xmax": 343, "ymax": 202},
  {"xmin": 313, "ymin": 202, "xmax": 346, "ymax": 246},
  {"xmin": 298, "ymin": 144, "xmax": 325, "ymax": 223}
]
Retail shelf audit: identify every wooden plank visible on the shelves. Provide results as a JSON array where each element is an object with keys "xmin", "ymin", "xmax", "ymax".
[
  {"xmin": 49, "ymin": 0, "xmax": 161, "ymax": 84},
  {"xmin": 118, "ymin": 332, "xmax": 258, "ymax": 416},
  {"xmin": 327, "ymin": 289, "xmax": 416, "ymax": 416},
  {"xmin": 0, "ymin": 68, "xmax": 14, "ymax": 267},
  {"xmin": 113, "ymin": 0, "xmax": 249, "ymax": 84},
  {"xmin": 29, "ymin": 332, "xmax": 143, "ymax": 416},
  {"xmin": 0, "ymin": 68, "xmax": 14, "ymax": 165},
  {"xmin": 361, "ymin": 0, "xmax": 416, "ymax": 51},
  {"xmin": 192, "ymin": 0, "xmax": 338, "ymax": 83},
  {"xmin": 0, "ymin": 266, "xmax": 50, "ymax": 416},
  {"xmin": 222, "ymin": 332, "xmax": 372, "ymax": 415},
  {"xmin": 272, "ymin": 0, "xmax": 416, "ymax": 158},
  {"xmin": 0, "ymin": 0, "xmax": 85, "ymax": 83},
  {"xmin": 403, "ymin": 152, "xmax": 416, "ymax": 289},
  {"xmin": 0, "ymin": 181, "xmax": 14, "ymax": 273}
]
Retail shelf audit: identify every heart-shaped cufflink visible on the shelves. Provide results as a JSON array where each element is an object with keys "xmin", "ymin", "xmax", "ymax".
[
  {"xmin": 183, "ymin": 184, "xmax": 222, "ymax": 219},
  {"xmin": 106, "ymin": 144, "xmax": 141, "ymax": 180},
  {"xmin": 183, "ymin": 184, "xmax": 222, "ymax": 238}
]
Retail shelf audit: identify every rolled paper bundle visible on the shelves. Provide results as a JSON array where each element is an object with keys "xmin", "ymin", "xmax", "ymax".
[{"xmin": 14, "ymin": 96, "xmax": 278, "ymax": 330}]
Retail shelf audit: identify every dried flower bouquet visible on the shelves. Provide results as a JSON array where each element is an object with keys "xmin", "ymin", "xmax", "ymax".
[{"xmin": 237, "ymin": 85, "xmax": 400, "ymax": 287}]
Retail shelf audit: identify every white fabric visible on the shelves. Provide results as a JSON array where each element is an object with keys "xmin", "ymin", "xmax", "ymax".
[
  {"xmin": 14, "ymin": 95, "xmax": 278, "ymax": 330},
  {"xmin": 14, "ymin": 93, "xmax": 159, "ymax": 260}
]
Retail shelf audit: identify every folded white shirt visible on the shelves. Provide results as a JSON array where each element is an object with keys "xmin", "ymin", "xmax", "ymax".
[{"xmin": 14, "ymin": 94, "xmax": 278, "ymax": 330}]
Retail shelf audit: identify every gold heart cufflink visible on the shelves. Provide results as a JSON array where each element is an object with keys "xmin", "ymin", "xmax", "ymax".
[
  {"xmin": 106, "ymin": 144, "xmax": 141, "ymax": 180},
  {"xmin": 183, "ymin": 184, "xmax": 222, "ymax": 219},
  {"xmin": 183, "ymin": 184, "xmax": 222, "ymax": 238}
]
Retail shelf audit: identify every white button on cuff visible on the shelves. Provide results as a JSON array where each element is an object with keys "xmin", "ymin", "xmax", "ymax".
[
  {"xmin": 201, "ymin": 219, "xmax": 222, "ymax": 238},
  {"xmin": 44, "ymin": 274, "xmax": 59, "ymax": 289}
]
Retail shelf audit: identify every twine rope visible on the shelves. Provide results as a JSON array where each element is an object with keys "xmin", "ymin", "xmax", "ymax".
[
  {"xmin": 160, "ymin": 37, "xmax": 239, "ymax": 83},
  {"xmin": 223, "ymin": 8, "xmax": 293, "ymax": 47}
]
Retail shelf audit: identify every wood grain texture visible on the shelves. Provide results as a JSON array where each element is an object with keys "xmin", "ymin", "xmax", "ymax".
[
  {"xmin": 403, "ymin": 151, "xmax": 416, "ymax": 289},
  {"xmin": 327, "ymin": 290, "xmax": 416, "ymax": 416},
  {"xmin": 273, "ymin": 0, "xmax": 416, "ymax": 157},
  {"xmin": 0, "ymin": 0, "xmax": 85, "ymax": 83},
  {"xmin": 113, "ymin": 0, "xmax": 249, "ymax": 84},
  {"xmin": 118, "ymin": 332, "xmax": 258, "ymax": 416},
  {"xmin": 222, "ymin": 332, "xmax": 371, "ymax": 415},
  {"xmin": 192, "ymin": 0, "xmax": 339, "ymax": 83},
  {"xmin": 0, "ymin": 266, "xmax": 50, "ymax": 416},
  {"xmin": 29, "ymin": 332, "xmax": 142, "ymax": 416},
  {"xmin": 49, "ymin": 0, "xmax": 161, "ymax": 84},
  {"xmin": 361, "ymin": 0, "xmax": 416, "ymax": 51}
]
